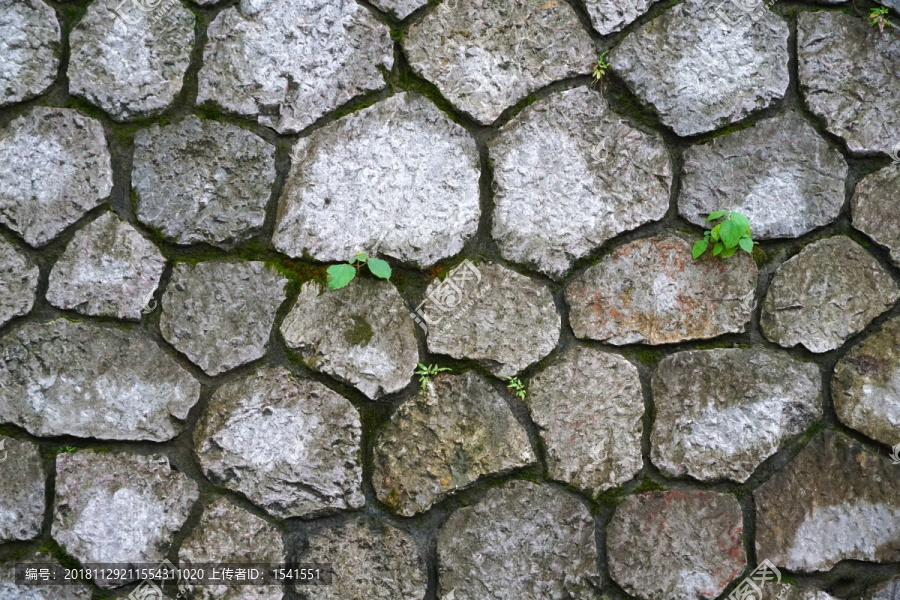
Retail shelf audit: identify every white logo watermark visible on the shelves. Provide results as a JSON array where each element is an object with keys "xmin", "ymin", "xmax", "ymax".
[
  {"xmin": 726, "ymin": 559, "xmax": 783, "ymax": 600},
  {"xmin": 127, "ymin": 559, "xmax": 187, "ymax": 600},
  {"xmin": 141, "ymin": 290, "xmax": 157, "ymax": 315},
  {"xmin": 713, "ymin": 0, "xmax": 777, "ymax": 30},
  {"xmin": 891, "ymin": 442, "xmax": 900, "ymax": 466},
  {"xmin": 112, "ymin": 0, "xmax": 171, "ymax": 34},
  {"xmin": 411, "ymin": 260, "xmax": 484, "ymax": 334},
  {"xmin": 890, "ymin": 141, "xmax": 900, "ymax": 165},
  {"xmin": 0, "ymin": 438, "xmax": 6, "ymax": 464}
]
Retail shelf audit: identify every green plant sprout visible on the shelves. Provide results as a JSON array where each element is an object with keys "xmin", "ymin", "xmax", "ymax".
[
  {"xmin": 415, "ymin": 363, "xmax": 452, "ymax": 390},
  {"xmin": 869, "ymin": 7, "xmax": 895, "ymax": 34},
  {"xmin": 592, "ymin": 51, "xmax": 611, "ymax": 83},
  {"xmin": 692, "ymin": 211, "xmax": 755, "ymax": 259},
  {"xmin": 505, "ymin": 376, "xmax": 527, "ymax": 401},
  {"xmin": 58, "ymin": 446, "xmax": 77, "ymax": 454},
  {"xmin": 326, "ymin": 252, "xmax": 391, "ymax": 290}
]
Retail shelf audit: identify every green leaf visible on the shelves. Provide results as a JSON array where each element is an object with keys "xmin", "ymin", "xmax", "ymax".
[
  {"xmin": 720, "ymin": 245, "xmax": 737, "ymax": 258},
  {"xmin": 729, "ymin": 213, "xmax": 750, "ymax": 232},
  {"xmin": 326, "ymin": 264, "xmax": 356, "ymax": 290},
  {"xmin": 692, "ymin": 239, "xmax": 708, "ymax": 259},
  {"xmin": 710, "ymin": 226, "xmax": 720, "ymax": 241},
  {"xmin": 739, "ymin": 237, "xmax": 754, "ymax": 253},
  {"xmin": 353, "ymin": 252, "xmax": 368, "ymax": 264},
  {"xmin": 719, "ymin": 220, "xmax": 743, "ymax": 247},
  {"xmin": 706, "ymin": 210, "xmax": 728, "ymax": 221},
  {"xmin": 713, "ymin": 243, "xmax": 724, "ymax": 256},
  {"xmin": 366, "ymin": 257, "xmax": 392, "ymax": 280}
]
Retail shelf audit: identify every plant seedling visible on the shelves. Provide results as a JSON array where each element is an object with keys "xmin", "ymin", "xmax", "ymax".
[
  {"xmin": 415, "ymin": 363, "xmax": 452, "ymax": 390},
  {"xmin": 692, "ymin": 211, "xmax": 755, "ymax": 259},
  {"xmin": 869, "ymin": 7, "xmax": 895, "ymax": 34},
  {"xmin": 505, "ymin": 376, "xmax": 527, "ymax": 401},
  {"xmin": 58, "ymin": 446, "xmax": 77, "ymax": 454},
  {"xmin": 592, "ymin": 51, "xmax": 611, "ymax": 83},
  {"xmin": 326, "ymin": 252, "xmax": 392, "ymax": 290}
]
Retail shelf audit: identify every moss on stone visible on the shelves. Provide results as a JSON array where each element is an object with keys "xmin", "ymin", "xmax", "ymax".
[
  {"xmin": 345, "ymin": 315, "xmax": 375, "ymax": 346},
  {"xmin": 631, "ymin": 478, "xmax": 667, "ymax": 494}
]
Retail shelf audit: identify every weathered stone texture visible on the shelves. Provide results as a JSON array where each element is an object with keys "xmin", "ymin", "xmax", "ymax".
[
  {"xmin": 0, "ymin": 552, "xmax": 93, "ymax": 600},
  {"xmin": 424, "ymin": 263, "xmax": 560, "ymax": 377},
  {"xmin": 368, "ymin": 0, "xmax": 425, "ymax": 19},
  {"xmin": 297, "ymin": 519, "xmax": 427, "ymax": 600},
  {"xmin": 438, "ymin": 480, "xmax": 599, "ymax": 599},
  {"xmin": 273, "ymin": 93, "xmax": 480, "ymax": 267},
  {"xmin": 607, "ymin": 491, "xmax": 746, "ymax": 600},
  {"xmin": 761, "ymin": 237, "xmax": 899, "ymax": 353},
  {"xmin": 160, "ymin": 260, "xmax": 287, "ymax": 375},
  {"xmin": 46, "ymin": 213, "xmax": 166, "ymax": 320},
  {"xmin": 0, "ymin": 320, "xmax": 201, "ymax": 441},
  {"xmin": 611, "ymin": 0, "xmax": 789, "ymax": 136},
  {"xmin": 133, "ymin": 116, "xmax": 276, "ymax": 249},
  {"xmin": 567, "ymin": 234, "xmax": 757, "ymax": 345},
  {"xmin": 755, "ymin": 430, "xmax": 900, "ymax": 571},
  {"xmin": 68, "ymin": 0, "xmax": 194, "ymax": 120},
  {"xmin": 798, "ymin": 11, "xmax": 900, "ymax": 155},
  {"xmin": 0, "ymin": 435, "xmax": 44, "ymax": 543},
  {"xmin": 490, "ymin": 87, "xmax": 671, "ymax": 278},
  {"xmin": 0, "ymin": 0, "xmax": 60, "ymax": 108},
  {"xmin": 652, "ymin": 349, "xmax": 822, "ymax": 482},
  {"xmin": 52, "ymin": 452, "xmax": 199, "ymax": 586},
  {"xmin": 867, "ymin": 577, "xmax": 900, "ymax": 600},
  {"xmin": 198, "ymin": 0, "xmax": 393, "ymax": 133},
  {"xmin": 852, "ymin": 165, "xmax": 900, "ymax": 266},
  {"xmin": 679, "ymin": 110, "xmax": 847, "ymax": 239},
  {"xmin": 404, "ymin": 0, "xmax": 595, "ymax": 124},
  {"xmin": 281, "ymin": 280, "xmax": 418, "ymax": 399},
  {"xmin": 0, "ymin": 236, "xmax": 38, "ymax": 327},
  {"xmin": 373, "ymin": 371, "xmax": 535, "ymax": 516},
  {"xmin": 585, "ymin": 0, "xmax": 655, "ymax": 35},
  {"xmin": 0, "ymin": 107, "xmax": 112, "ymax": 247},
  {"xmin": 194, "ymin": 367, "xmax": 364, "ymax": 519},
  {"xmin": 528, "ymin": 346, "xmax": 644, "ymax": 497}
]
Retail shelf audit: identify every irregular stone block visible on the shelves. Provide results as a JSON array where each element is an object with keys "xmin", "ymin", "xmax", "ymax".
[
  {"xmin": 867, "ymin": 577, "xmax": 900, "ymax": 600},
  {"xmin": 438, "ymin": 480, "xmax": 599, "ymax": 599},
  {"xmin": 160, "ymin": 260, "xmax": 287, "ymax": 375},
  {"xmin": 490, "ymin": 87, "xmax": 671, "ymax": 278},
  {"xmin": 273, "ymin": 93, "xmax": 480, "ymax": 267},
  {"xmin": 280, "ymin": 280, "xmax": 418, "ymax": 399},
  {"xmin": 0, "ymin": 320, "xmax": 201, "ymax": 441},
  {"xmin": 852, "ymin": 164, "xmax": 900, "ymax": 266},
  {"xmin": 528, "ymin": 346, "xmax": 644, "ymax": 497},
  {"xmin": 46, "ymin": 213, "xmax": 166, "ymax": 320},
  {"xmin": 0, "ymin": 551, "xmax": 92, "ymax": 599},
  {"xmin": 404, "ymin": 0, "xmax": 595, "ymax": 124},
  {"xmin": 761, "ymin": 237, "xmax": 899, "ymax": 353},
  {"xmin": 679, "ymin": 110, "xmax": 847, "ymax": 239},
  {"xmin": 0, "ymin": 236, "xmax": 38, "ymax": 327},
  {"xmin": 198, "ymin": 0, "xmax": 393, "ymax": 133},
  {"xmin": 68, "ymin": 0, "xmax": 194, "ymax": 120},
  {"xmin": 373, "ymin": 371, "xmax": 535, "ymax": 516},
  {"xmin": 297, "ymin": 519, "xmax": 427, "ymax": 600},
  {"xmin": 567, "ymin": 234, "xmax": 757, "ymax": 345},
  {"xmin": 755, "ymin": 429, "xmax": 900, "ymax": 571},
  {"xmin": 424, "ymin": 262, "xmax": 560, "ymax": 377},
  {"xmin": 368, "ymin": 0, "xmax": 425, "ymax": 19},
  {"xmin": 607, "ymin": 491, "xmax": 746, "ymax": 600},
  {"xmin": 799, "ymin": 11, "xmax": 900, "ymax": 155},
  {"xmin": 585, "ymin": 0, "xmax": 656, "ymax": 35},
  {"xmin": 0, "ymin": 435, "xmax": 44, "ymax": 543},
  {"xmin": 194, "ymin": 367, "xmax": 364, "ymax": 519},
  {"xmin": 52, "ymin": 451, "xmax": 199, "ymax": 587},
  {"xmin": 652, "ymin": 348, "xmax": 822, "ymax": 482},
  {"xmin": 611, "ymin": 0, "xmax": 789, "ymax": 136},
  {"xmin": 0, "ymin": 0, "xmax": 60, "ymax": 108},
  {"xmin": 0, "ymin": 107, "xmax": 112, "ymax": 247},
  {"xmin": 133, "ymin": 116, "xmax": 276, "ymax": 249}
]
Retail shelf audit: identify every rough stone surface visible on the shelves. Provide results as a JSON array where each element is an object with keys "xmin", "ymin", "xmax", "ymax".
[
  {"xmin": 46, "ymin": 213, "xmax": 166, "ymax": 320},
  {"xmin": 567, "ymin": 234, "xmax": 757, "ymax": 345},
  {"xmin": 52, "ymin": 451, "xmax": 199, "ymax": 586},
  {"xmin": 867, "ymin": 577, "xmax": 900, "ymax": 600},
  {"xmin": 194, "ymin": 367, "xmax": 364, "ymax": 519},
  {"xmin": 585, "ymin": 0, "xmax": 655, "ymax": 35},
  {"xmin": 198, "ymin": 0, "xmax": 393, "ymax": 134},
  {"xmin": 769, "ymin": 584, "xmax": 841, "ymax": 600},
  {"xmin": 755, "ymin": 429, "xmax": 900, "ymax": 571},
  {"xmin": 368, "ymin": 0, "xmax": 425, "ymax": 19},
  {"xmin": 0, "ymin": 435, "xmax": 44, "ymax": 543},
  {"xmin": 0, "ymin": 107, "xmax": 112, "ymax": 247},
  {"xmin": 281, "ymin": 280, "xmax": 418, "ymax": 399},
  {"xmin": 852, "ymin": 164, "xmax": 900, "ymax": 266},
  {"xmin": 373, "ymin": 371, "xmax": 535, "ymax": 516},
  {"xmin": 0, "ymin": 552, "xmax": 93, "ymax": 600},
  {"xmin": 608, "ymin": 491, "xmax": 746, "ymax": 600},
  {"xmin": 528, "ymin": 346, "xmax": 644, "ymax": 497},
  {"xmin": 68, "ymin": 0, "xmax": 194, "ymax": 121},
  {"xmin": 273, "ymin": 93, "xmax": 481, "ymax": 267},
  {"xmin": 424, "ymin": 263, "xmax": 560, "ymax": 377},
  {"xmin": 437, "ymin": 480, "xmax": 599, "ymax": 599},
  {"xmin": 832, "ymin": 315, "xmax": 900, "ymax": 447},
  {"xmin": 798, "ymin": 11, "xmax": 900, "ymax": 155},
  {"xmin": 296, "ymin": 519, "xmax": 427, "ymax": 600},
  {"xmin": 761, "ymin": 237, "xmax": 899, "ymax": 353},
  {"xmin": 679, "ymin": 110, "xmax": 847, "ymax": 239},
  {"xmin": 610, "ymin": 0, "xmax": 789, "ymax": 136},
  {"xmin": 0, "ymin": 319, "xmax": 201, "ymax": 441},
  {"xmin": 179, "ymin": 497, "xmax": 284, "ymax": 600},
  {"xmin": 490, "ymin": 87, "xmax": 671, "ymax": 278},
  {"xmin": 0, "ymin": 236, "xmax": 38, "ymax": 327},
  {"xmin": 133, "ymin": 116, "xmax": 276, "ymax": 249},
  {"xmin": 404, "ymin": 0, "xmax": 595, "ymax": 124},
  {"xmin": 160, "ymin": 260, "xmax": 287, "ymax": 376},
  {"xmin": 0, "ymin": 0, "xmax": 60, "ymax": 108},
  {"xmin": 652, "ymin": 349, "xmax": 822, "ymax": 482}
]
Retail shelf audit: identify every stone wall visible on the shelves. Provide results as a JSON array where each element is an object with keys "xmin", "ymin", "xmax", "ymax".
[{"xmin": 0, "ymin": 0, "xmax": 899, "ymax": 598}]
